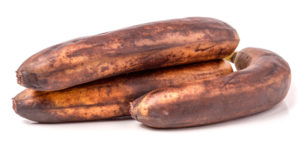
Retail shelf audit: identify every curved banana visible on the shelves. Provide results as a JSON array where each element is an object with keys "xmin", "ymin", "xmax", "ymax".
[{"xmin": 130, "ymin": 48, "xmax": 291, "ymax": 128}]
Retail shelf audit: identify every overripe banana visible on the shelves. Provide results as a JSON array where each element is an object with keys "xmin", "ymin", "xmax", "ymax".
[
  {"xmin": 17, "ymin": 17, "xmax": 239, "ymax": 91},
  {"xmin": 130, "ymin": 48, "xmax": 291, "ymax": 128},
  {"xmin": 13, "ymin": 61, "xmax": 232, "ymax": 123}
]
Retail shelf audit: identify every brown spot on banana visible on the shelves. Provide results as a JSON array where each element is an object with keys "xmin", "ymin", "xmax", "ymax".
[
  {"xmin": 13, "ymin": 60, "xmax": 233, "ymax": 123},
  {"xmin": 17, "ymin": 17, "xmax": 239, "ymax": 91},
  {"xmin": 130, "ymin": 47, "xmax": 291, "ymax": 128}
]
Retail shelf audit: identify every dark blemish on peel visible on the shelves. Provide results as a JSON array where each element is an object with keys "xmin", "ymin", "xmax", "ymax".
[
  {"xmin": 105, "ymin": 86, "xmax": 112, "ymax": 96},
  {"xmin": 217, "ymin": 48, "xmax": 224, "ymax": 58},
  {"xmin": 194, "ymin": 45, "xmax": 214, "ymax": 52},
  {"xmin": 101, "ymin": 66, "xmax": 109, "ymax": 72}
]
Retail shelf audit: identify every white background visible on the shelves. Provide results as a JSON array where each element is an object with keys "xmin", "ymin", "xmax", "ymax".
[{"xmin": 0, "ymin": 0, "xmax": 299, "ymax": 157}]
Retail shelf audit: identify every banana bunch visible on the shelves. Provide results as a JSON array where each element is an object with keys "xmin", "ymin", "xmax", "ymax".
[{"xmin": 13, "ymin": 17, "xmax": 291, "ymax": 128}]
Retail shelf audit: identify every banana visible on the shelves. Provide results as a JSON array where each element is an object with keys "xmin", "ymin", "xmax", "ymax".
[
  {"xmin": 13, "ymin": 60, "xmax": 232, "ymax": 123},
  {"xmin": 130, "ymin": 48, "xmax": 291, "ymax": 128},
  {"xmin": 17, "ymin": 17, "xmax": 239, "ymax": 91}
]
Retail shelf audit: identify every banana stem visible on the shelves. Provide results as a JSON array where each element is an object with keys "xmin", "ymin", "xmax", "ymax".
[{"xmin": 224, "ymin": 51, "xmax": 238, "ymax": 63}]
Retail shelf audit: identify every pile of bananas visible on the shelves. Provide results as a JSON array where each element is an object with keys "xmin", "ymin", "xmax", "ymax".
[{"xmin": 13, "ymin": 17, "xmax": 291, "ymax": 128}]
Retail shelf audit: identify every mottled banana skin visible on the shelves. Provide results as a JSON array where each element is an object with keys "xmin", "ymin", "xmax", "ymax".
[
  {"xmin": 130, "ymin": 48, "xmax": 291, "ymax": 128},
  {"xmin": 17, "ymin": 17, "xmax": 239, "ymax": 91},
  {"xmin": 13, "ymin": 61, "xmax": 232, "ymax": 123}
]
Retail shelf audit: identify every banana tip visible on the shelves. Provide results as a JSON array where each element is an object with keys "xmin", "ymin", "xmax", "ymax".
[
  {"xmin": 12, "ymin": 98, "xmax": 17, "ymax": 113},
  {"xmin": 225, "ymin": 51, "xmax": 238, "ymax": 63},
  {"xmin": 16, "ymin": 71, "xmax": 23, "ymax": 85},
  {"xmin": 129, "ymin": 102, "xmax": 137, "ymax": 120}
]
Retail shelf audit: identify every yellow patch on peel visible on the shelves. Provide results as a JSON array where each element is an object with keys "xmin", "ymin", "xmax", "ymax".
[{"xmin": 50, "ymin": 104, "xmax": 123, "ymax": 120}]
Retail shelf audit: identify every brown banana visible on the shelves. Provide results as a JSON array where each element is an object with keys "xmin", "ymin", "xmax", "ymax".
[
  {"xmin": 17, "ymin": 17, "xmax": 239, "ymax": 91},
  {"xmin": 13, "ymin": 60, "xmax": 232, "ymax": 123},
  {"xmin": 130, "ymin": 48, "xmax": 291, "ymax": 128}
]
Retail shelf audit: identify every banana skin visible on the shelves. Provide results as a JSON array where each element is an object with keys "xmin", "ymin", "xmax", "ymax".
[
  {"xmin": 130, "ymin": 48, "xmax": 291, "ymax": 128},
  {"xmin": 17, "ymin": 17, "xmax": 239, "ymax": 91},
  {"xmin": 13, "ymin": 61, "xmax": 232, "ymax": 123}
]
